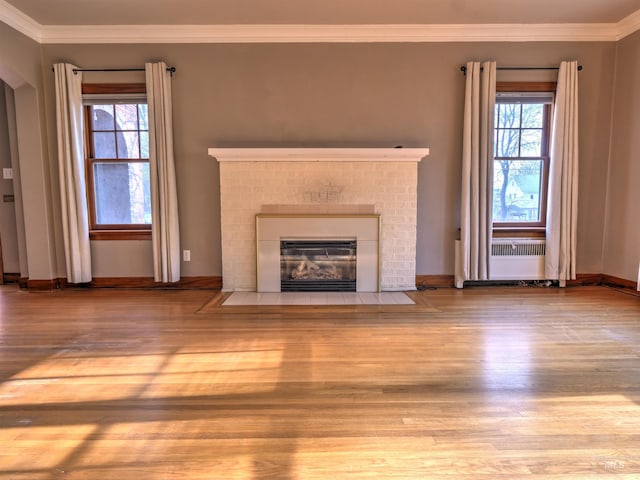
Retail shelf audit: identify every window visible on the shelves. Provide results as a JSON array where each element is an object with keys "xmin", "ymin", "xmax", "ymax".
[
  {"xmin": 493, "ymin": 82, "xmax": 554, "ymax": 231},
  {"xmin": 83, "ymin": 84, "xmax": 151, "ymax": 239}
]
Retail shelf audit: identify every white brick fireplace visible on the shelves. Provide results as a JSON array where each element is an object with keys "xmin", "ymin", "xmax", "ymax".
[{"xmin": 208, "ymin": 148, "xmax": 429, "ymax": 292}]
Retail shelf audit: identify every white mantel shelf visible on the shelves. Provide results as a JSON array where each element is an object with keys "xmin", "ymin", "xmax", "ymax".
[{"xmin": 208, "ymin": 147, "xmax": 429, "ymax": 162}]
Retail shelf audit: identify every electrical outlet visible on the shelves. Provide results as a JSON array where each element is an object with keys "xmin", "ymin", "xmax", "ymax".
[
  {"xmin": 3, "ymin": 168, "xmax": 13, "ymax": 180},
  {"xmin": 183, "ymin": 250, "xmax": 191, "ymax": 262}
]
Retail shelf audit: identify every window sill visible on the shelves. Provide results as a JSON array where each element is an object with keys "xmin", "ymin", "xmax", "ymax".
[
  {"xmin": 493, "ymin": 229, "xmax": 546, "ymax": 238},
  {"xmin": 90, "ymin": 230, "xmax": 152, "ymax": 241}
]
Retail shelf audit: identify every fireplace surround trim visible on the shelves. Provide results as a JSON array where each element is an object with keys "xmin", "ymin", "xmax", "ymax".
[{"xmin": 256, "ymin": 213, "xmax": 381, "ymax": 292}]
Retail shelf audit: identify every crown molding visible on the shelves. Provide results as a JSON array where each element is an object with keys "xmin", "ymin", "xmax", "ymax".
[
  {"xmin": 1, "ymin": 0, "xmax": 639, "ymax": 45},
  {"xmin": 0, "ymin": 0, "xmax": 41, "ymax": 42},
  {"xmin": 616, "ymin": 9, "xmax": 640, "ymax": 40},
  {"xmin": 39, "ymin": 23, "xmax": 620, "ymax": 44}
]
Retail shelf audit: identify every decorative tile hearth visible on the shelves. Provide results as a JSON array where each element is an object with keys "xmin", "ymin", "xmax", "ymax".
[{"xmin": 222, "ymin": 291, "xmax": 415, "ymax": 306}]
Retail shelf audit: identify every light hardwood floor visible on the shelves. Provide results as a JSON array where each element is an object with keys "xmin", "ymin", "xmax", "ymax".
[{"xmin": 0, "ymin": 285, "xmax": 639, "ymax": 479}]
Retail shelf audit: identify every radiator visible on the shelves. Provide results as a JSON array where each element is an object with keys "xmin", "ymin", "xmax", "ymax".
[
  {"xmin": 454, "ymin": 238, "xmax": 546, "ymax": 288},
  {"xmin": 489, "ymin": 239, "xmax": 546, "ymax": 281}
]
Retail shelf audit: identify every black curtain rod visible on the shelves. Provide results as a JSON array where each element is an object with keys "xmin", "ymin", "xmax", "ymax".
[
  {"xmin": 460, "ymin": 65, "xmax": 582, "ymax": 74},
  {"xmin": 52, "ymin": 66, "xmax": 176, "ymax": 75}
]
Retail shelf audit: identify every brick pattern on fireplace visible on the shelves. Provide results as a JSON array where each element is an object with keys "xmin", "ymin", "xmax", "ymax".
[{"xmin": 219, "ymin": 161, "xmax": 419, "ymax": 291}]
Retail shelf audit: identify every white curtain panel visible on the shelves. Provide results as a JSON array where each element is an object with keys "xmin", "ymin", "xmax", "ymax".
[
  {"xmin": 146, "ymin": 62, "xmax": 181, "ymax": 283},
  {"xmin": 53, "ymin": 63, "xmax": 92, "ymax": 283},
  {"xmin": 545, "ymin": 61, "xmax": 579, "ymax": 287},
  {"xmin": 460, "ymin": 60, "xmax": 496, "ymax": 284}
]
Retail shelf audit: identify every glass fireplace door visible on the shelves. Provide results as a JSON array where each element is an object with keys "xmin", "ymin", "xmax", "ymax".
[{"xmin": 280, "ymin": 239, "xmax": 357, "ymax": 292}]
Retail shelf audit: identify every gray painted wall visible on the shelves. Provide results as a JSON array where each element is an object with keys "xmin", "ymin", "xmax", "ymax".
[
  {"xmin": 604, "ymin": 30, "xmax": 640, "ymax": 282},
  {"xmin": 41, "ymin": 41, "xmax": 615, "ymax": 278}
]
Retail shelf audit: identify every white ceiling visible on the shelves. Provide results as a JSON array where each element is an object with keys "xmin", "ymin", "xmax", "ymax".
[
  {"xmin": 2, "ymin": 0, "xmax": 640, "ymax": 43},
  {"xmin": 4, "ymin": 0, "xmax": 640, "ymax": 25}
]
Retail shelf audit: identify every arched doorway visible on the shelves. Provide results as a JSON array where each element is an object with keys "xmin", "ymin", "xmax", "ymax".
[
  {"xmin": 0, "ymin": 62, "xmax": 58, "ymax": 285},
  {"xmin": 0, "ymin": 79, "xmax": 25, "ymax": 282}
]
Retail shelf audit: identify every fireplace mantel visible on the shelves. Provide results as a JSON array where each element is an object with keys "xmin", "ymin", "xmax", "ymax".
[{"xmin": 208, "ymin": 147, "xmax": 429, "ymax": 163}]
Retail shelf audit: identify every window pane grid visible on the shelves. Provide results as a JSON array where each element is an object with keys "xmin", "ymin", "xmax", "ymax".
[{"xmin": 89, "ymin": 105, "xmax": 148, "ymax": 160}]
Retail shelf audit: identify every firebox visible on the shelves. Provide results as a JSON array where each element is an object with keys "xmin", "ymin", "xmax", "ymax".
[{"xmin": 280, "ymin": 239, "xmax": 357, "ymax": 292}]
